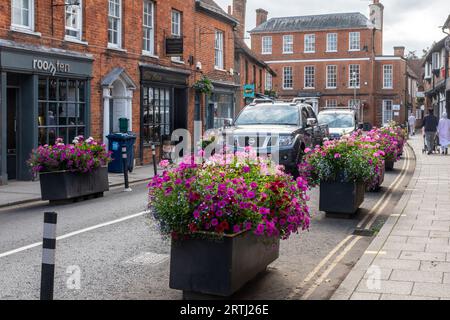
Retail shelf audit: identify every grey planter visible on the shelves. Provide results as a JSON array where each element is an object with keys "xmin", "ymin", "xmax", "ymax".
[
  {"xmin": 39, "ymin": 167, "xmax": 109, "ymax": 201},
  {"xmin": 319, "ymin": 181, "xmax": 365, "ymax": 215},
  {"xmin": 169, "ymin": 231, "xmax": 279, "ymax": 298},
  {"xmin": 385, "ymin": 159, "xmax": 395, "ymax": 171}
]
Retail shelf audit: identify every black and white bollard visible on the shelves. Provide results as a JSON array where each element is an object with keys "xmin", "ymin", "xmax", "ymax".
[
  {"xmin": 122, "ymin": 145, "xmax": 132, "ymax": 192},
  {"xmin": 40, "ymin": 212, "xmax": 57, "ymax": 300},
  {"xmin": 152, "ymin": 144, "xmax": 157, "ymax": 176}
]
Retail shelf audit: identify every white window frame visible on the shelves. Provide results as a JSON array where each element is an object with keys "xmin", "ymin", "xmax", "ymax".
[
  {"xmin": 262, "ymin": 36, "xmax": 272, "ymax": 54},
  {"xmin": 65, "ymin": 0, "xmax": 83, "ymax": 41},
  {"xmin": 383, "ymin": 65, "xmax": 393, "ymax": 89},
  {"xmin": 382, "ymin": 100, "xmax": 393, "ymax": 125},
  {"xmin": 326, "ymin": 33, "xmax": 337, "ymax": 52},
  {"xmin": 171, "ymin": 10, "xmax": 181, "ymax": 37},
  {"xmin": 283, "ymin": 66, "xmax": 293, "ymax": 90},
  {"xmin": 214, "ymin": 30, "xmax": 224, "ymax": 70},
  {"xmin": 326, "ymin": 99, "xmax": 337, "ymax": 108},
  {"xmin": 11, "ymin": 0, "xmax": 34, "ymax": 31},
  {"xmin": 304, "ymin": 66, "xmax": 315, "ymax": 89},
  {"xmin": 283, "ymin": 35, "xmax": 294, "ymax": 54},
  {"xmin": 304, "ymin": 34, "xmax": 315, "ymax": 53},
  {"xmin": 424, "ymin": 62, "xmax": 432, "ymax": 79},
  {"xmin": 108, "ymin": 0, "xmax": 122, "ymax": 48},
  {"xmin": 349, "ymin": 32, "xmax": 360, "ymax": 51},
  {"xmin": 432, "ymin": 52, "xmax": 441, "ymax": 70},
  {"xmin": 265, "ymin": 71, "xmax": 273, "ymax": 90},
  {"xmin": 142, "ymin": 0, "xmax": 155, "ymax": 55},
  {"xmin": 326, "ymin": 65, "xmax": 337, "ymax": 89},
  {"xmin": 349, "ymin": 99, "xmax": 360, "ymax": 109},
  {"xmin": 349, "ymin": 64, "xmax": 360, "ymax": 88}
]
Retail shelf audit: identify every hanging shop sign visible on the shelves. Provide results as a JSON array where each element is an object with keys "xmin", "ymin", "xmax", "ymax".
[
  {"xmin": 243, "ymin": 84, "xmax": 255, "ymax": 98},
  {"xmin": 165, "ymin": 37, "xmax": 184, "ymax": 56}
]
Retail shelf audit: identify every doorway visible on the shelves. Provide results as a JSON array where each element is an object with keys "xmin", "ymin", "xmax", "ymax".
[{"xmin": 7, "ymin": 88, "xmax": 18, "ymax": 180}]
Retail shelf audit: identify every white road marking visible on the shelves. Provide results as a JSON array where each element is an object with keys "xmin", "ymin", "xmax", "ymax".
[
  {"xmin": 0, "ymin": 210, "xmax": 149, "ymax": 259},
  {"xmin": 301, "ymin": 236, "xmax": 362, "ymax": 300}
]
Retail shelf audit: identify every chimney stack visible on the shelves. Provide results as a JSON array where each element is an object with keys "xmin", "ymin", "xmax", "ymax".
[
  {"xmin": 369, "ymin": 0, "xmax": 384, "ymax": 30},
  {"xmin": 232, "ymin": 0, "xmax": 247, "ymax": 40},
  {"xmin": 394, "ymin": 46, "xmax": 405, "ymax": 57},
  {"xmin": 256, "ymin": 8, "xmax": 268, "ymax": 27},
  {"xmin": 227, "ymin": 5, "xmax": 232, "ymax": 15}
]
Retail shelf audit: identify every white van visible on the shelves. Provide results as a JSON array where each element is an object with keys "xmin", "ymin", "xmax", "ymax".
[{"xmin": 317, "ymin": 109, "xmax": 358, "ymax": 139}]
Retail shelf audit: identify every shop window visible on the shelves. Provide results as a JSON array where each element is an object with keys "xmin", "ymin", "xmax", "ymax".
[
  {"xmin": 142, "ymin": 86, "xmax": 171, "ymax": 144},
  {"xmin": 38, "ymin": 77, "xmax": 87, "ymax": 146},
  {"xmin": 207, "ymin": 93, "xmax": 234, "ymax": 130}
]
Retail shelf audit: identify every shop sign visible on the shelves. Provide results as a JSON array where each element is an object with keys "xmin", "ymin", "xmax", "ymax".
[
  {"xmin": 243, "ymin": 84, "xmax": 255, "ymax": 98},
  {"xmin": 392, "ymin": 104, "xmax": 401, "ymax": 111},
  {"xmin": 165, "ymin": 37, "xmax": 183, "ymax": 56},
  {"xmin": 33, "ymin": 59, "xmax": 70, "ymax": 76}
]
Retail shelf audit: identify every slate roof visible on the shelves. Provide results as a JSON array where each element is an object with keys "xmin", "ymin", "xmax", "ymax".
[
  {"xmin": 249, "ymin": 12, "xmax": 374, "ymax": 33},
  {"xmin": 196, "ymin": 0, "xmax": 238, "ymax": 25}
]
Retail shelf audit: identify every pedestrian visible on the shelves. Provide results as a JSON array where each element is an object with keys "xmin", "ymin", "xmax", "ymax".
[
  {"xmin": 421, "ymin": 108, "xmax": 439, "ymax": 155},
  {"xmin": 408, "ymin": 112, "xmax": 416, "ymax": 136},
  {"xmin": 437, "ymin": 112, "xmax": 450, "ymax": 155}
]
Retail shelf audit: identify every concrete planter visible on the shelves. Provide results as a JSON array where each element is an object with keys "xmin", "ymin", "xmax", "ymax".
[
  {"xmin": 385, "ymin": 159, "xmax": 395, "ymax": 171},
  {"xmin": 169, "ymin": 231, "xmax": 279, "ymax": 298},
  {"xmin": 319, "ymin": 181, "xmax": 365, "ymax": 215},
  {"xmin": 39, "ymin": 167, "xmax": 109, "ymax": 201}
]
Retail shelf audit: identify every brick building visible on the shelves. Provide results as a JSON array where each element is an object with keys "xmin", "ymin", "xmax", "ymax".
[
  {"xmin": 249, "ymin": 0, "xmax": 409, "ymax": 127},
  {"xmin": 0, "ymin": 0, "xmax": 261, "ymax": 184}
]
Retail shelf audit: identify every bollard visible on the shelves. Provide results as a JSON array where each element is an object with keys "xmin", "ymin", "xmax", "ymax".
[
  {"xmin": 40, "ymin": 212, "xmax": 57, "ymax": 300},
  {"xmin": 152, "ymin": 144, "xmax": 157, "ymax": 176},
  {"xmin": 122, "ymin": 145, "xmax": 132, "ymax": 192}
]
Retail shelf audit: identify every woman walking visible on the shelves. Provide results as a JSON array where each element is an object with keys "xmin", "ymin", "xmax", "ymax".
[{"xmin": 437, "ymin": 112, "xmax": 450, "ymax": 155}]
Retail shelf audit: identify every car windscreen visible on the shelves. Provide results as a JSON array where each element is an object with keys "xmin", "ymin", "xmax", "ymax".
[
  {"xmin": 234, "ymin": 105, "xmax": 299, "ymax": 125},
  {"xmin": 318, "ymin": 113, "xmax": 355, "ymax": 128}
]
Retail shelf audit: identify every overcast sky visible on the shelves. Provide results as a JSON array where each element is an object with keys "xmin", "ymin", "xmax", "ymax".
[{"xmin": 215, "ymin": 0, "xmax": 449, "ymax": 56}]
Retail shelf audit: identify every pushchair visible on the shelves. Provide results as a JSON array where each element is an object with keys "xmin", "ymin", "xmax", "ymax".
[{"xmin": 422, "ymin": 133, "xmax": 439, "ymax": 154}]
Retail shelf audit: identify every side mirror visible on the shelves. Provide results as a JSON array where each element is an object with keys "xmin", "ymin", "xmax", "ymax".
[{"xmin": 306, "ymin": 118, "xmax": 317, "ymax": 127}]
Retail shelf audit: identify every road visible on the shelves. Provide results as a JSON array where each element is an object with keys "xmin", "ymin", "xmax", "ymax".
[{"xmin": 0, "ymin": 146, "xmax": 415, "ymax": 300}]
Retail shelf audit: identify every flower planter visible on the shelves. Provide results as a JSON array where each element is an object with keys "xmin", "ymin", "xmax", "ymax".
[
  {"xmin": 169, "ymin": 231, "xmax": 279, "ymax": 298},
  {"xmin": 385, "ymin": 159, "xmax": 395, "ymax": 171},
  {"xmin": 319, "ymin": 181, "xmax": 365, "ymax": 215},
  {"xmin": 39, "ymin": 167, "xmax": 109, "ymax": 202}
]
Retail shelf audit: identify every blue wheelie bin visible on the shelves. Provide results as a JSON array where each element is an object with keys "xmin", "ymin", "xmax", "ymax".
[{"xmin": 107, "ymin": 133, "xmax": 137, "ymax": 173}]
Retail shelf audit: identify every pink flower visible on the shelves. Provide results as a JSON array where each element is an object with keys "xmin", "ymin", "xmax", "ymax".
[
  {"xmin": 334, "ymin": 153, "xmax": 341, "ymax": 159},
  {"xmin": 159, "ymin": 160, "xmax": 170, "ymax": 168}
]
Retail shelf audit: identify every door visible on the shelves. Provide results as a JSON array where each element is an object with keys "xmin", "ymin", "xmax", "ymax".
[{"xmin": 7, "ymin": 88, "xmax": 18, "ymax": 180}]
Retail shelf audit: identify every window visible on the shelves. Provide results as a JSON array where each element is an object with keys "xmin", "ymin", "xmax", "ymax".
[
  {"xmin": 326, "ymin": 65, "xmax": 337, "ymax": 88},
  {"xmin": 262, "ymin": 36, "xmax": 272, "ymax": 54},
  {"xmin": 142, "ymin": 87, "xmax": 171, "ymax": 144},
  {"xmin": 283, "ymin": 35, "xmax": 293, "ymax": 54},
  {"xmin": 382, "ymin": 100, "xmax": 393, "ymax": 125},
  {"xmin": 304, "ymin": 34, "xmax": 315, "ymax": 53},
  {"xmin": 207, "ymin": 93, "xmax": 234, "ymax": 129},
  {"xmin": 383, "ymin": 65, "xmax": 393, "ymax": 89},
  {"xmin": 214, "ymin": 30, "xmax": 224, "ymax": 69},
  {"xmin": 108, "ymin": 0, "xmax": 122, "ymax": 47},
  {"xmin": 349, "ymin": 64, "xmax": 360, "ymax": 88},
  {"xmin": 304, "ymin": 66, "xmax": 315, "ymax": 88},
  {"xmin": 171, "ymin": 10, "xmax": 181, "ymax": 36},
  {"xmin": 38, "ymin": 77, "xmax": 87, "ymax": 146},
  {"xmin": 11, "ymin": 0, "xmax": 34, "ymax": 30},
  {"xmin": 432, "ymin": 52, "xmax": 441, "ymax": 70},
  {"xmin": 326, "ymin": 99, "xmax": 337, "ymax": 108},
  {"xmin": 65, "ymin": 0, "xmax": 82, "ymax": 40},
  {"xmin": 349, "ymin": 32, "xmax": 360, "ymax": 51},
  {"xmin": 326, "ymin": 33, "xmax": 337, "ymax": 52},
  {"xmin": 349, "ymin": 99, "xmax": 360, "ymax": 110},
  {"xmin": 424, "ymin": 62, "xmax": 432, "ymax": 79},
  {"xmin": 143, "ymin": 0, "xmax": 155, "ymax": 54},
  {"xmin": 283, "ymin": 66, "xmax": 293, "ymax": 89},
  {"xmin": 265, "ymin": 72, "xmax": 273, "ymax": 90}
]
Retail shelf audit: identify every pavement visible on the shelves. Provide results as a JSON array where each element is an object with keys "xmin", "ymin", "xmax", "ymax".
[
  {"xmin": 0, "ymin": 165, "xmax": 160, "ymax": 208},
  {"xmin": 332, "ymin": 134, "xmax": 450, "ymax": 300}
]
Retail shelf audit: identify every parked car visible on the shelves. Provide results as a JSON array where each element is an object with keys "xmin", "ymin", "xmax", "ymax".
[
  {"xmin": 317, "ymin": 109, "xmax": 357, "ymax": 140},
  {"xmin": 217, "ymin": 102, "xmax": 328, "ymax": 176}
]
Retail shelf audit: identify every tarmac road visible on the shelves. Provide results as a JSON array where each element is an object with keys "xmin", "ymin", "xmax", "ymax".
[{"xmin": 0, "ymin": 146, "xmax": 415, "ymax": 300}]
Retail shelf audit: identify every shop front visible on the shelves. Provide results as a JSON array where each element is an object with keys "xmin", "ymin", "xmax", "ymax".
[
  {"xmin": 206, "ymin": 82, "xmax": 238, "ymax": 130},
  {"xmin": 0, "ymin": 40, "xmax": 93, "ymax": 184},
  {"xmin": 139, "ymin": 63, "xmax": 190, "ymax": 163}
]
